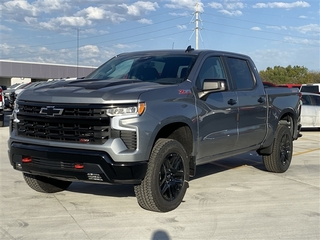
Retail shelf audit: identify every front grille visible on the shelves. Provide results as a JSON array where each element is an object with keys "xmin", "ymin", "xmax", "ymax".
[
  {"xmin": 19, "ymin": 104, "xmax": 108, "ymax": 117},
  {"xmin": 15, "ymin": 102, "xmax": 137, "ymax": 148},
  {"xmin": 17, "ymin": 119, "xmax": 110, "ymax": 144}
]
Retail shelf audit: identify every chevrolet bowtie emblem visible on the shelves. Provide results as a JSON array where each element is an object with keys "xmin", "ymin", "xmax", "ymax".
[{"xmin": 40, "ymin": 106, "xmax": 64, "ymax": 116}]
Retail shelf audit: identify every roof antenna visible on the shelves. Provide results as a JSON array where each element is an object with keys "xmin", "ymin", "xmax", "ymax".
[{"xmin": 185, "ymin": 45, "xmax": 194, "ymax": 53}]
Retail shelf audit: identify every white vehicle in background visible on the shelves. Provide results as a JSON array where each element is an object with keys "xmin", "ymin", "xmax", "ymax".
[
  {"xmin": 3, "ymin": 82, "xmax": 30, "ymax": 109},
  {"xmin": 13, "ymin": 81, "xmax": 48, "ymax": 96},
  {"xmin": 47, "ymin": 77, "xmax": 78, "ymax": 82},
  {"xmin": 10, "ymin": 81, "xmax": 55, "ymax": 109},
  {"xmin": 300, "ymin": 92, "xmax": 320, "ymax": 129},
  {"xmin": 300, "ymin": 83, "xmax": 320, "ymax": 94}
]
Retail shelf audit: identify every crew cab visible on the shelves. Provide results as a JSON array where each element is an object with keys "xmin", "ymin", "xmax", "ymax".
[{"xmin": 8, "ymin": 47, "xmax": 301, "ymax": 212}]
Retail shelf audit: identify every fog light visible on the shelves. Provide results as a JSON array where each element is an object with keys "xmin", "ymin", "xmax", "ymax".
[{"xmin": 16, "ymin": 163, "xmax": 22, "ymax": 170}]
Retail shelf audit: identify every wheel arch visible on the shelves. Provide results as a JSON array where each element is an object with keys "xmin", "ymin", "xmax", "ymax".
[
  {"xmin": 257, "ymin": 109, "xmax": 296, "ymax": 156},
  {"xmin": 153, "ymin": 122, "xmax": 195, "ymax": 176},
  {"xmin": 279, "ymin": 109, "xmax": 299, "ymax": 137}
]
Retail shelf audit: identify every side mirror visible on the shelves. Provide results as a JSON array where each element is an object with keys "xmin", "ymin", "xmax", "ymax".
[
  {"xmin": 199, "ymin": 79, "xmax": 227, "ymax": 98},
  {"xmin": 203, "ymin": 79, "xmax": 227, "ymax": 91}
]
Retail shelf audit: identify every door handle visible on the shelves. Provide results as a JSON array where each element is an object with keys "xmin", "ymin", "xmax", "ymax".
[
  {"xmin": 258, "ymin": 97, "xmax": 265, "ymax": 103},
  {"xmin": 228, "ymin": 99, "xmax": 237, "ymax": 105}
]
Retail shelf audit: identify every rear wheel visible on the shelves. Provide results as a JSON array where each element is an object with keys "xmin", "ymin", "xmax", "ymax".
[
  {"xmin": 23, "ymin": 173, "xmax": 72, "ymax": 193},
  {"xmin": 134, "ymin": 138, "xmax": 189, "ymax": 212},
  {"xmin": 263, "ymin": 125, "xmax": 293, "ymax": 173}
]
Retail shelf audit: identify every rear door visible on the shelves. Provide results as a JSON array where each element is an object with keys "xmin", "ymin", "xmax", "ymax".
[{"xmin": 224, "ymin": 56, "xmax": 267, "ymax": 150}]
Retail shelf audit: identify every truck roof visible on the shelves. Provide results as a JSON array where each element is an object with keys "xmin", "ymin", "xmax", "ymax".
[{"xmin": 116, "ymin": 48, "xmax": 250, "ymax": 59}]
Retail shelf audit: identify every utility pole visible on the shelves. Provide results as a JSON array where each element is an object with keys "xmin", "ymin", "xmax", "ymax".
[
  {"xmin": 195, "ymin": 3, "xmax": 199, "ymax": 50},
  {"xmin": 188, "ymin": 3, "xmax": 202, "ymax": 49}
]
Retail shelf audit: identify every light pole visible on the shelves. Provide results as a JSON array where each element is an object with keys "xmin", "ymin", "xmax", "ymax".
[{"xmin": 77, "ymin": 28, "xmax": 80, "ymax": 78}]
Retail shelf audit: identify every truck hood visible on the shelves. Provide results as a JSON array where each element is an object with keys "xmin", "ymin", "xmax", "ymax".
[{"xmin": 19, "ymin": 79, "xmax": 171, "ymax": 104}]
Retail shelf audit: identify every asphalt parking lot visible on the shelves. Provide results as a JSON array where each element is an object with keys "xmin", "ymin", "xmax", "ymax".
[{"xmin": 1, "ymin": 111, "xmax": 319, "ymax": 240}]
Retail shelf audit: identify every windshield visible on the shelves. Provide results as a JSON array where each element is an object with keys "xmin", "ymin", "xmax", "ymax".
[{"xmin": 86, "ymin": 54, "xmax": 197, "ymax": 85}]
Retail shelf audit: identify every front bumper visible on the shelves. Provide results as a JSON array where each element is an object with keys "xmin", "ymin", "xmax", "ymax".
[{"xmin": 9, "ymin": 143, "xmax": 148, "ymax": 184}]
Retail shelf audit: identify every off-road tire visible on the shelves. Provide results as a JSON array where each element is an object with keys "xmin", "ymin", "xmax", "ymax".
[
  {"xmin": 134, "ymin": 138, "xmax": 189, "ymax": 212},
  {"xmin": 263, "ymin": 125, "xmax": 293, "ymax": 173},
  {"xmin": 23, "ymin": 173, "xmax": 72, "ymax": 193}
]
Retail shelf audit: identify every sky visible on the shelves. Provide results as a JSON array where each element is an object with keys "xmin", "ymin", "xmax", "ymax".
[{"xmin": 0, "ymin": 0, "xmax": 319, "ymax": 73}]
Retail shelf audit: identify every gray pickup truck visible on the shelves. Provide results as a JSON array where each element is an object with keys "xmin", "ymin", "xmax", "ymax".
[{"xmin": 8, "ymin": 47, "xmax": 301, "ymax": 212}]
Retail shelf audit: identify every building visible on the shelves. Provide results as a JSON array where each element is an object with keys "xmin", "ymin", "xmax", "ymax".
[{"xmin": 0, "ymin": 60, "xmax": 97, "ymax": 88}]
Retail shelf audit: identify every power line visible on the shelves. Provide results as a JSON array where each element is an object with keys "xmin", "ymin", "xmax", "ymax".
[
  {"xmin": 1, "ymin": 25, "xmax": 191, "ymax": 60},
  {"xmin": 203, "ymin": 28, "xmax": 319, "ymax": 47},
  {"xmin": 203, "ymin": 19, "xmax": 319, "ymax": 42},
  {"xmin": 2, "ymin": 15, "xmax": 187, "ymax": 51},
  {"xmin": 2, "ymin": 4, "xmax": 318, "ymax": 62},
  {"xmin": 204, "ymin": 12, "xmax": 302, "ymax": 26}
]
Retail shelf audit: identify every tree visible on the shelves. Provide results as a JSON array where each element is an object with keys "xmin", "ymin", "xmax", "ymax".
[{"xmin": 259, "ymin": 65, "xmax": 319, "ymax": 84}]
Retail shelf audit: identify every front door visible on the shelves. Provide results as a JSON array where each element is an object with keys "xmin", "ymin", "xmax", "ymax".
[{"xmin": 195, "ymin": 56, "xmax": 238, "ymax": 162}]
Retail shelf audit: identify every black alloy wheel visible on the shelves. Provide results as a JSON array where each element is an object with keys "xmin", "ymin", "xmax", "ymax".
[{"xmin": 159, "ymin": 152, "xmax": 185, "ymax": 201}]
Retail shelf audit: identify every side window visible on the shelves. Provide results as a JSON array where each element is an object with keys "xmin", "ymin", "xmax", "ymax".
[
  {"xmin": 314, "ymin": 95, "xmax": 320, "ymax": 106},
  {"xmin": 227, "ymin": 57, "xmax": 254, "ymax": 90},
  {"xmin": 301, "ymin": 95, "xmax": 312, "ymax": 105},
  {"xmin": 196, "ymin": 57, "xmax": 226, "ymax": 89},
  {"xmin": 310, "ymin": 95, "xmax": 320, "ymax": 106}
]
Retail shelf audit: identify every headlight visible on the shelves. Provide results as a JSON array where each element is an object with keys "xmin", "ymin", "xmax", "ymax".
[{"xmin": 106, "ymin": 102, "xmax": 146, "ymax": 117}]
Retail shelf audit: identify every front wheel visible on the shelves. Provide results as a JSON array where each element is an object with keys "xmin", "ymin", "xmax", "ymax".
[
  {"xmin": 134, "ymin": 138, "xmax": 189, "ymax": 212},
  {"xmin": 263, "ymin": 125, "xmax": 293, "ymax": 173},
  {"xmin": 23, "ymin": 173, "xmax": 72, "ymax": 193}
]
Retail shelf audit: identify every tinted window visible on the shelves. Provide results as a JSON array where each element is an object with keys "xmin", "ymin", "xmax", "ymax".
[
  {"xmin": 302, "ymin": 94, "xmax": 320, "ymax": 106},
  {"xmin": 300, "ymin": 86, "xmax": 320, "ymax": 93},
  {"xmin": 227, "ymin": 57, "xmax": 254, "ymax": 90},
  {"xmin": 310, "ymin": 95, "xmax": 320, "ymax": 106},
  {"xmin": 301, "ymin": 95, "xmax": 312, "ymax": 105},
  {"xmin": 196, "ymin": 57, "xmax": 226, "ymax": 89}
]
